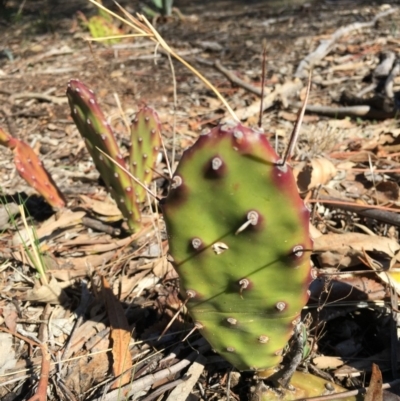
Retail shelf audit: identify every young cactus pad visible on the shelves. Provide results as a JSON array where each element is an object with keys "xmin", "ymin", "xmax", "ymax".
[
  {"xmin": 162, "ymin": 122, "xmax": 312, "ymax": 372},
  {"xmin": 67, "ymin": 80, "xmax": 140, "ymax": 231},
  {"xmin": 129, "ymin": 107, "xmax": 161, "ymax": 203}
]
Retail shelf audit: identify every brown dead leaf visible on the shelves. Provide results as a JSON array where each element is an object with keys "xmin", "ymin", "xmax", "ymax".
[
  {"xmin": 64, "ymin": 350, "xmax": 109, "ymax": 395},
  {"xmin": 294, "ymin": 158, "xmax": 337, "ymax": 192},
  {"xmin": 1, "ymin": 303, "xmax": 18, "ymax": 332},
  {"xmin": 79, "ymin": 194, "xmax": 121, "ymax": 217},
  {"xmin": 313, "ymin": 355, "xmax": 344, "ymax": 370},
  {"xmin": 313, "ymin": 232, "xmax": 400, "ymax": 269},
  {"xmin": 66, "ymin": 250, "xmax": 116, "ymax": 269},
  {"xmin": 118, "ymin": 269, "xmax": 149, "ymax": 300},
  {"xmin": 22, "ymin": 276, "xmax": 69, "ymax": 304},
  {"xmin": 327, "ymin": 118, "xmax": 355, "ymax": 129},
  {"xmin": 279, "ymin": 111, "xmax": 319, "ymax": 123},
  {"xmin": 365, "ymin": 363, "xmax": 383, "ymax": 401},
  {"xmin": 331, "ymin": 61, "xmax": 365, "ymax": 71},
  {"xmin": 34, "ymin": 210, "xmax": 86, "ymax": 240},
  {"xmin": 152, "ymin": 257, "xmax": 174, "ymax": 278},
  {"xmin": 77, "ymin": 233, "xmax": 137, "ymax": 253},
  {"xmin": 375, "ymin": 181, "xmax": 399, "ymax": 202},
  {"xmin": 310, "ymin": 275, "xmax": 387, "ymax": 303},
  {"xmin": 102, "ymin": 276, "xmax": 132, "ymax": 389}
]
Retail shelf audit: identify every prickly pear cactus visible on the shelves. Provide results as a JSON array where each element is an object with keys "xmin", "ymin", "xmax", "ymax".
[
  {"xmin": 129, "ymin": 107, "xmax": 161, "ymax": 203},
  {"xmin": 0, "ymin": 127, "xmax": 65, "ymax": 208},
  {"xmin": 162, "ymin": 122, "xmax": 312, "ymax": 372},
  {"xmin": 255, "ymin": 371, "xmax": 360, "ymax": 401},
  {"xmin": 66, "ymin": 80, "xmax": 161, "ymax": 232}
]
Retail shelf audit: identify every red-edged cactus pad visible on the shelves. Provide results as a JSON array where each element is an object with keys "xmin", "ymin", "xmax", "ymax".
[
  {"xmin": 129, "ymin": 107, "xmax": 161, "ymax": 203},
  {"xmin": 162, "ymin": 122, "xmax": 312, "ymax": 371},
  {"xmin": 66, "ymin": 79, "xmax": 140, "ymax": 232},
  {"xmin": 0, "ymin": 127, "xmax": 65, "ymax": 208},
  {"xmin": 0, "ymin": 127, "xmax": 18, "ymax": 148},
  {"xmin": 14, "ymin": 139, "xmax": 66, "ymax": 208}
]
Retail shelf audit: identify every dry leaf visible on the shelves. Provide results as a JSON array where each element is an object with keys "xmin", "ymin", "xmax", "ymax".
[
  {"xmin": 118, "ymin": 269, "xmax": 149, "ymax": 300},
  {"xmin": 294, "ymin": 158, "xmax": 337, "ymax": 192},
  {"xmin": 79, "ymin": 194, "xmax": 121, "ymax": 217},
  {"xmin": 66, "ymin": 250, "xmax": 116, "ymax": 269},
  {"xmin": 2, "ymin": 303, "xmax": 18, "ymax": 332},
  {"xmin": 166, "ymin": 355, "xmax": 206, "ymax": 401},
  {"xmin": 102, "ymin": 276, "xmax": 132, "ymax": 389},
  {"xmin": 152, "ymin": 257, "xmax": 174, "ymax": 278},
  {"xmin": 32, "ymin": 210, "xmax": 86, "ymax": 240},
  {"xmin": 0, "ymin": 333, "xmax": 17, "ymax": 375},
  {"xmin": 365, "ymin": 363, "xmax": 383, "ymax": 401},
  {"xmin": 313, "ymin": 355, "xmax": 344, "ymax": 370},
  {"xmin": 375, "ymin": 181, "xmax": 399, "ymax": 202},
  {"xmin": 313, "ymin": 232, "xmax": 400, "ymax": 269},
  {"xmin": 22, "ymin": 276, "xmax": 69, "ymax": 304},
  {"xmin": 0, "ymin": 202, "xmax": 19, "ymax": 230}
]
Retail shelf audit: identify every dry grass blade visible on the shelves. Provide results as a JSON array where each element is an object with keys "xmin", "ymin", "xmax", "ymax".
[
  {"xmin": 281, "ymin": 69, "xmax": 312, "ymax": 165},
  {"xmin": 102, "ymin": 276, "xmax": 133, "ymax": 390},
  {"xmin": 96, "ymin": 147, "xmax": 160, "ymax": 201},
  {"xmin": 88, "ymin": 0, "xmax": 238, "ymax": 121},
  {"xmin": 19, "ymin": 205, "xmax": 48, "ymax": 285}
]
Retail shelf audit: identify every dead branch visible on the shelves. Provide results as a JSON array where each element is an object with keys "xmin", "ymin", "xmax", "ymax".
[
  {"xmin": 295, "ymin": 7, "xmax": 397, "ymax": 78},
  {"xmin": 294, "ymin": 102, "xmax": 398, "ymax": 120},
  {"xmin": 94, "ymin": 345, "xmax": 209, "ymax": 401},
  {"xmin": 310, "ymin": 195, "xmax": 400, "ymax": 226},
  {"xmin": 27, "ymin": 343, "xmax": 51, "ymax": 401},
  {"xmin": 230, "ymin": 80, "xmax": 302, "ymax": 122},
  {"xmin": 0, "ymin": 328, "xmax": 51, "ymax": 401},
  {"xmin": 214, "ymin": 59, "xmax": 263, "ymax": 96}
]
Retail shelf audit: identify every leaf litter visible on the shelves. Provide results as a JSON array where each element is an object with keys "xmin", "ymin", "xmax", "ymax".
[{"xmin": 1, "ymin": 0, "xmax": 400, "ymax": 400}]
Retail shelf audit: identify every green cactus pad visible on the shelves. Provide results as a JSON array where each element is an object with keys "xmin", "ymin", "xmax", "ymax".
[
  {"xmin": 257, "ymin": 371, "xmax": 360, "ymax": 401},
  {"xmin": 66, "ymin": 80, "xmax": 141, "ymax": 232},
  {"xmin": 162, "ymin": 122, "xmax": 312, "ymax": 372},
  {"xmin": 129, "ymin": 107, "xmax": 161, "ymax": 203}
]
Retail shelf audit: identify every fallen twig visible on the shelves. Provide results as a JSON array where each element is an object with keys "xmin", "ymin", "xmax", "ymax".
[
  {"xmin": 0, "ymin": 328, "xmax": 51, "ymax": 401},
  {"xmin": 310, "ymin": 195, "xmax": 400, "ymax": 226},
  {"xmin": 295, "ymin": 7, "xmax": 397, "ymax": 78},
  {"xmin": 93, "ymin": 345, "xmax": 209, "ymax": 401},
  {"xmin": 26, "ymin": 343, "xmax": 51, "ymax": 401},
  {"xmin": 295, "ymin": 102, "xmax": 398, "ymax": 120}
]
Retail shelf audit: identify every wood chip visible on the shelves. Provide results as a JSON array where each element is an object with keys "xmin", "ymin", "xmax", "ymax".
[{"xmin": 166, "ymin": 355, "xmax": 206, "ymax": 401}]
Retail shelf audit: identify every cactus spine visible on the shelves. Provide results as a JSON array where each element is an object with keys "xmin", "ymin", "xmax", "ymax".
[
  {"xmin": 162, "ymin": 122, "xmax": 312, "ymax": 373},
  {"xmin": 66, "ymin": 80, "xmax": 161, "ymax": 232}
]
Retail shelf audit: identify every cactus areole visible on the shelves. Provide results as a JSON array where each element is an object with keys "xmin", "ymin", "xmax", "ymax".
[{"xmin": 162, "ymin": 122, "xmax": 312, "ymax": 372}]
